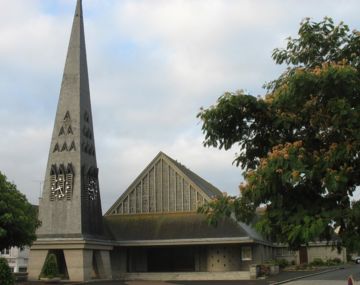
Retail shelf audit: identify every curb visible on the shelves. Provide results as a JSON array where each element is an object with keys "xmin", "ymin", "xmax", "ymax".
[{"xmin": 269, "ymin": 266, "xmax": 343, "ymax": 284}]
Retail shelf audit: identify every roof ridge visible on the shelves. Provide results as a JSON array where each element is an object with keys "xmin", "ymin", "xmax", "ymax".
[{"xmin": 162, "ymin": 152, "xmax": 223, "ymax": 198}]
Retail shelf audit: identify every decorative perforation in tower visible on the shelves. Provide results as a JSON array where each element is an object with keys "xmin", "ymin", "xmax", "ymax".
[
  {"xmin": 50, "ymin": 165, "xmax": 57, "ymax": 202},
  {"xmin": 85, "ymin": 167, "xmax": 99, "ymax": 201},
  {"xmin": 49, "ymin": 163, "xmax": 75, "ymax": 201},
  {"xmin": 66, "ymin": 164, "xmax": 74, "ymax": 200},
  {"xmin": 82, "ymin": 111, "xmax": 95, "ymax": 156},
  {"xmin": 53, "ymin": 111, "xmax": 76, "ymax": 153}
]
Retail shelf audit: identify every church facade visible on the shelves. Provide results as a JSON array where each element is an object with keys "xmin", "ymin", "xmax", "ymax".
[
  {"xmin": 104, "ymin": 151, "xmax": 274, "ymax": 280},
  {"xmin": 27, "ymin": 0, "xmax": 345, "ymax": 282}
]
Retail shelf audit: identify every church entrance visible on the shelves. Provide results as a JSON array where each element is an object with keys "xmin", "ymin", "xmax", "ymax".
[
  {"xmin": 147, "ymin": 246, "xmax": 195, "ymax": 272},
  {"xmin": 127, "ymin": 246, "xmax": 197, "ymax": 272}
]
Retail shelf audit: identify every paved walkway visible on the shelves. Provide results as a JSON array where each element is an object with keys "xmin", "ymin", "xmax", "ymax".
[{"xmin": 16, "ymin": 265, "xmax": 351, "ymax": 285}]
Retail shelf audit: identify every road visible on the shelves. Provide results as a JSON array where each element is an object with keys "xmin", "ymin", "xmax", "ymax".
[{"xmin": 284, "ymin": 264, "xmax": 360, "ymax": 285}]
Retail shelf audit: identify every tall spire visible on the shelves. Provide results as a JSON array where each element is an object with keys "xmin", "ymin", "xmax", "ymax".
[
  {"xmin": 62, "ymin": 0, "xmax": 90, "ymax": 99},
  {"xmin": 36, "ymin": 0, "xmax": 103, "ymax": 239},
  {"xmin": 28, "ymin": 2, "xmax": 113, "ymax": 281}
]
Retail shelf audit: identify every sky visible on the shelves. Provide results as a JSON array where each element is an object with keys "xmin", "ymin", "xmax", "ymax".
[{"xmin": 0, "ymin": 0, "xmax": 359, "ymax": 212}]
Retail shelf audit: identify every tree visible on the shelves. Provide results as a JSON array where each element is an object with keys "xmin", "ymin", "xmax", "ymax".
[
  {"xmin": 197, "ymin": 17, "xmax": 360, "ymax": 250},
  {"xmin": 0, "ymin": 258, "xmax": 14, "ymax": 285},
  {"xmin": 0, "ymin": 171, "xmax": 40, "ymax": 250},
  {"xmin": 40, "ymin": 253, "xmax": 59, "ymax": 279}
]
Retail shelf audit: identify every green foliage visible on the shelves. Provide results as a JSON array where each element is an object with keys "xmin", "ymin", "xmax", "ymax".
[
  {"xmin": 310, "ymin": 258, "xmax": 325, "ymax": 266},
  {"xmin": 198, "ymin": 18, "xmax": 360, "ymax": 250},
  {"xmin": 0, "ymin": 257, "xmax": 14, "ymax": 285},
  {"xmin": 326, "ymin": 257, "xmax": 342, "ymax": 265},
  {"xmin": 0, "ymin": 171, "xmax": 40, "ymax": 250},
  {"xmin": 40, "ymin": 253, "xmax": 59, "ymax": 279},
  {"xmin": 310, "ymin": 257, "xmax": 342, "ymax": 266},
  {"xmin": 275, "ymin": 258, "xmax": 290, "ymax": 269}
]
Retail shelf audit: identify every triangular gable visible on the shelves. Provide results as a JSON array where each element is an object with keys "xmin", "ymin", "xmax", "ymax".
[{"xmin": 105, "ymin": 152, "xmax": 223, "ymax": 216}]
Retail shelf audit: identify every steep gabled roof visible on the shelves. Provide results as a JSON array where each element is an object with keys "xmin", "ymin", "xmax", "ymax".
[
  {"xmin": 162, "ymin": 152, "xmax": 222, "ymax": 198},
  {"xmin": 105, "ymin": 151, "xmax": 223, "ymax": 216}
]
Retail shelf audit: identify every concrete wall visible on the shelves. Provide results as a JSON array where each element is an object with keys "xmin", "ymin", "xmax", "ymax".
[
  {"xmin": 275, "ymin": 247, "xmax": 297, "ymax": 264},
  {"xmin": 253, "ymin": 244, "xmax": 275, "ymax": 265},
  {"xmin": 206, "ymin": 245, "xmax": 242, "ymax": 272},
  {"xmin": 275, "ymin": 244, "xmax": 347, "ymax": 265},
  {"xmin": 307, "ymin": 245, "xmax": 346, "ymax": 263}
]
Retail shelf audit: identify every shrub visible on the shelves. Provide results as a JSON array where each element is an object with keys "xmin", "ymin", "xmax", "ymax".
[
  {"xmin": 310, "ymin": 258, "xmax": 325, "ymax": 266},
  {"xmin": 258, "ymin": 264, "xmax": 270, "ymax": 276},
  {"xmin": 326, "ymin": 257, "xmax": 342, "ymax": 266},
  {"xmin": 275, "ymin": 258, "xmax": 289, "ymax": 268},
  {"xmin": 40, "ymin": 253, "xmax": 59, "ymax": 279},
  {"xmin": 0, "ymin": 258, "xmax": 14, "ymax": 285}
]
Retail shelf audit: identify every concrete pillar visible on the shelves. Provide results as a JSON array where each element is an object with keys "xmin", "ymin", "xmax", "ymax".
[
  {"xmin": 95, "ymin": 250, "xmax": 112, "ymax": 279},
  {"xmin": 249, "ymin": 264, "xmax": 259, "ymax": 279},
  {"xmin": 64, "ymin": 249, "xmax": 93, "ymax": 281},
  {"xmin": 27, "ymin": 249, "xmax": 49, "ymax": 280},
  {"xmin": 194, "ymin": 247, "xmax": 200, "ymax": 272}
]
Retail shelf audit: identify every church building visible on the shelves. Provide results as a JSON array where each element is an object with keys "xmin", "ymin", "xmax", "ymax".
[
  {"xmin": 27, "ymin": 0, "xmax": 346, "ymax": 282},
  {"xmin": 27, "ymin": 1, "xmax": 272, "ymax": 281},
  {"xmin": 103, "ymin": 151, "xmax": 273, "ymax": 280}
]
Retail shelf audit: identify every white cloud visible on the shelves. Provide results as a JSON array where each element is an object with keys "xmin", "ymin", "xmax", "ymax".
[{"xmin": 0, "ymin": 0, "xmax": 359, "ymax": 213}]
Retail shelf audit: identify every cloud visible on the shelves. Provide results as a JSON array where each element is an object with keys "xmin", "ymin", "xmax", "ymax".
[{"xmin": 0, "ymin": 0, "xmax": 359, "ymax": 212}]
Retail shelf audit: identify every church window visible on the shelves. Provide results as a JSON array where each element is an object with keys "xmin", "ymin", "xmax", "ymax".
[
  {"xmin": 67, "ymin": 126, "xmax": 73, "ymax": 134},
  {"xmin": 241, "ymin": 246, "xmax": 252, "ymax": 261}
]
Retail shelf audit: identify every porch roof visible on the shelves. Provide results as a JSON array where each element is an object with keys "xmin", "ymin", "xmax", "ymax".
[{"xmin": 103, "ymin": 212, "xmax": 269, "ymax": 246}]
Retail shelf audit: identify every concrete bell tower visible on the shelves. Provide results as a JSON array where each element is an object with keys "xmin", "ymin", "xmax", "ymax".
[{"xmin": 28, "ymin": 0, "xmax": 112, "ymax": 281}]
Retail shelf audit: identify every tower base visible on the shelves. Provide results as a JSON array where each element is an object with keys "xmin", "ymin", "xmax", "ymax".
[{"xmin": 28, "ymin": 239, "xmax": 113, "ymax": 281}]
